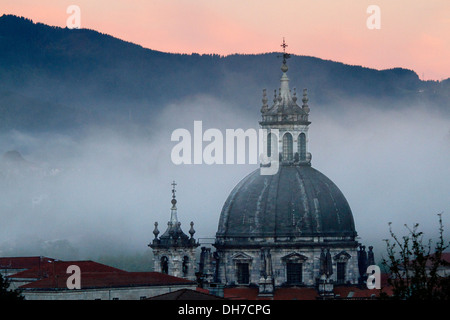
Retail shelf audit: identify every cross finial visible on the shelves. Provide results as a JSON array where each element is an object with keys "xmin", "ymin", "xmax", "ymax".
[
  {"xmin": 281, "ymin": 37, "xmax": 288, "ymax": 53},
  {"xmin": 171, "ymin": 181, "xmax": 177, "ymax": 199},
  {"xmin": 278, "ymin": 37, "xmax": 291, "ymax": 72},
  {"xmin": 280, "ymin": 37, "xmax": 291, "ymax": 64}
]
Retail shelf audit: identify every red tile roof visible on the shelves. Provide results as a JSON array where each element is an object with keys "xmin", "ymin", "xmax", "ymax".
[
  {"xmin": 0, "ymin": 256, "xmax": 55, "ymax": 270},
  {"xmin": 3, "ymin": 257, "xmax": 195, "ymax": 291},
  {"xmin": 20, "ymin": 271, "xmax": 196, "ymax": 290},
  {"xmin": 425, "ymin": 252, "xmax": 450, "ymax": 267},
  {"xmin": 10, "ymin": 260, "xmax": 125, "ymax": 280}
]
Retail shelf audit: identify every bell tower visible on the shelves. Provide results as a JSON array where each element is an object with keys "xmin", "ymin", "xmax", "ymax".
[
  {"xmin": 149, "ymin": 181, "xmax": 199, "ymax": 280},
  {"xmin": 259, "ymin": 38, "xmax": 312, "ymax": 166}
]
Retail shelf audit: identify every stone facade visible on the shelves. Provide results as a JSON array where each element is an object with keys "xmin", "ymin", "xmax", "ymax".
[{"xmin": 213, "ymin": 244, "xmax": 359, "ymax": 288}]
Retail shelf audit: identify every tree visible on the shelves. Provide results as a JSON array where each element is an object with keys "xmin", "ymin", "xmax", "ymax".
[
  {"xmin": 381, "ymin": 213, "xmax": 450, "ymax": 300},
  {"xmin": 0, "ymin": 273, "xmax": 24, "ymax": 300}
]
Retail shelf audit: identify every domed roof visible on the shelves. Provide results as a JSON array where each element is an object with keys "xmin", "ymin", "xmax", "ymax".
[{"xmin": 216, "ymin": 166, "xmax": 356, "ymax": 243}]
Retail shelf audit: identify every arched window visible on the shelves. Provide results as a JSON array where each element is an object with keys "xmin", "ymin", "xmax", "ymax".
[
  {"xmin": 161, "ymin": 256, "xmax": 169, "ymax": 274},
  {"xmin": 282, "ymin": 133, "xmax": 293, "ymax": 161},
  {"xmin": 298, "ymin": 133, "xmax": 306, "ymax": 161},
  {"xmin": 182, "ymin": 256, "xmax": 189, "ymax": 276},
  {"xmin": 267, "ymin": 133, "xmax": 272, "ymax": 158}
]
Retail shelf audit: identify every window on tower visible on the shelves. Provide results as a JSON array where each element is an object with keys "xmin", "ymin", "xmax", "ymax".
[
  {"xmin": 182, "ymin": 256, "xmax": 189, "ymax": 276},
  {"xmin": 267, "ymin": 133, "xmax": 272, "ymax": 158},
  {"xmin": 298, "ymin": 133, "xmax": 306, "ymax": 161},
  {"xmin": 161, "ymin": 256, "xmax": 169, "ymax": 274},
  {"xmin": 282, "ymin": 133, "xmax": 293, "ymax": 161}
]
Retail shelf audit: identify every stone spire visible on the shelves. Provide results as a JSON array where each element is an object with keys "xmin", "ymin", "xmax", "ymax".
[
  {"xmin": 149, "ymin": 181, "xmax": 197, "ymax": 247},
  {"xmin": 148, "ymin": 181, "xmax": 199, "ymax": 280},
  {"xmin": 170, "ymin": 180, "xmax": 178, "ymax": 225}
]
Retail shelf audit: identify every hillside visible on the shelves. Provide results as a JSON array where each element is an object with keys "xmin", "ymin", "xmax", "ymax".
[{"xmin": 0, "ymin": 14, "xmax": 448, "ymax": 133}]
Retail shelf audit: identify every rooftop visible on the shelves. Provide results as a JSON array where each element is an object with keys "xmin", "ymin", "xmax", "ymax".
[{"xmin": 3, "ymin": 256, "xmax": 195, "ymax": 291}]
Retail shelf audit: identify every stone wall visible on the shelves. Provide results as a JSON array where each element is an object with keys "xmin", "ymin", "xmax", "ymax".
[
  {"xmin": 215, "ymin": 246, "xmax": 359, "ymax": 287},
  {"xmin": 21, "ymin": 283, "xmax": 197, "ymax": 300},
  {"xmin": 152, "ymin": 247, "xmax": 197, "ymax": 281}
]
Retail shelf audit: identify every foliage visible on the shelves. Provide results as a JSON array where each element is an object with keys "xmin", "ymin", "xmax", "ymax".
[
  {"xmin": 381, "ymin": 213, "xmax": 450, "ymax": 300},
  {"xmin": 0, "ymin": 273, "xmax": 24, "ymax": 300}
]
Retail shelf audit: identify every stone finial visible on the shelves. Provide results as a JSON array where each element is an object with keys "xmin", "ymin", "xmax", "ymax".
[
  {"xmin": 171, "ymin": 181, "xmax": 177, "ymax": 206},
  {"xmin": 302, "ymin": 88, "xmax": 310, "ymax": 114},
  {"xmin": 368, "ymin": 246, "xmax": 375, "ymax": 265},
  {"xmin": 153, "ymin": 222, "xmax": 159, "ymax": 239},
  {"xmin": 325, "ymin": 248, "xmax": 333, "ymax": 276},
  {"xmin": 189, "ymin": 221, "xmax": 196, "ymax": 238},
  {"xmin": 261, "ymin": 89, "xmax": 268, "ymax": 114}
]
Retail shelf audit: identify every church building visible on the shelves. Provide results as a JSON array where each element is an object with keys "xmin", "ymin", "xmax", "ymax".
[{"xmin": 150, "ymin": 43, "xmax": 373, "ymax": 296}]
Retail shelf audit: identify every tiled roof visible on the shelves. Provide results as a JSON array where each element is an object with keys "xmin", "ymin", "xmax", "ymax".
[
  {"xmin": 3, "ymin": 256, "xmax": 195, "ymax": 291},
  {"xmin": 20, "ymin": 271, "xmax": 196, "ymax": 290},
  {"xmin": 425, "ymin": 252, "xmax": 450, "ymax": 267},
  {"xmin": 10, "ymin": 260, "xmax": 125, "ymax": 280},
  {"xmin": 0, "ymin": 256, "xmax": 55, "ymax": 270}
]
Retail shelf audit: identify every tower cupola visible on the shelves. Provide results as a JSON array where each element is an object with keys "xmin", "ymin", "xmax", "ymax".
[{"xmin": 259, "ymin": 39, "xmax": 312, "ymax": 166}]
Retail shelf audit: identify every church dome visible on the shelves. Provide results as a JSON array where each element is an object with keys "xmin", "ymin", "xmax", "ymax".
[{"xmin": 216, "ymin": 165, "xmax": 356, "ymax": 243}]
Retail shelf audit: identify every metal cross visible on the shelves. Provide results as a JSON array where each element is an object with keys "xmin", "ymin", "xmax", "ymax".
[
  {"xmin": 281, "ymin": 37, "xmax": 288, "ymax": 53},
  {"xmin": 171, "ymin": 181, "xmax": 177, "ymax": 197},
  {"xmin": 280, "ymin": 37, "xmax": 291, "ymax": 64}
]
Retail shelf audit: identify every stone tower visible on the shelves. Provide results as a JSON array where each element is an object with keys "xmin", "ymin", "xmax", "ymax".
[
  {"xmin": 149, "ymin": 181, "xmax": 199, "ymax": 281},
  {"xmin": 259, "ymin": 39, "xmax": 312, "ymax": 167}
]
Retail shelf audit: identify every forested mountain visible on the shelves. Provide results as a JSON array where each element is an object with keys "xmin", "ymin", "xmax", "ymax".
[{"xmin": 1, "ymin": 14, "xmax": 448, "ymax": 133}]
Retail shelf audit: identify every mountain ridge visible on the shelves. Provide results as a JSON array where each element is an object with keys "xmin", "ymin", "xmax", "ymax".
[{"xmin": 0, "ymin": 14, "xmax": 448, "ymax": 133}]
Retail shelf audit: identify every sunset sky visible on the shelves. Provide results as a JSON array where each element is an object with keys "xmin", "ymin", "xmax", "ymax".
[{"xmin": 1, "ymin": 0, "xmax": 449, "ymax": 80}]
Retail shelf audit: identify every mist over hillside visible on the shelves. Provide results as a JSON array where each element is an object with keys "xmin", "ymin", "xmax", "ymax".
[{"xmin": 0, "ymin": 14, "xmax": 449, "ymax": 267}]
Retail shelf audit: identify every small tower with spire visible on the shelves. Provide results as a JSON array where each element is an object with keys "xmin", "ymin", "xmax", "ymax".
[
  {"xmin": 149, "ymin": 181, "xmax": 199, "ymax": 280},
  {"xmin": 260, "ymin": 38, "xmax": 312, "ymax": 166}
]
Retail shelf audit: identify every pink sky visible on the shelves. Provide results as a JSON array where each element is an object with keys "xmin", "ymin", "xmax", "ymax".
[{"xmin": 1, "ymin": 0, "xmax": 449, "ymax": 80}]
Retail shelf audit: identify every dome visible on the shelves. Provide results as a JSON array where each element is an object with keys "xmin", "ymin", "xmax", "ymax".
[{"xmin": 216, "ymin": 165, "xmax": 356, "ymax": 243}]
